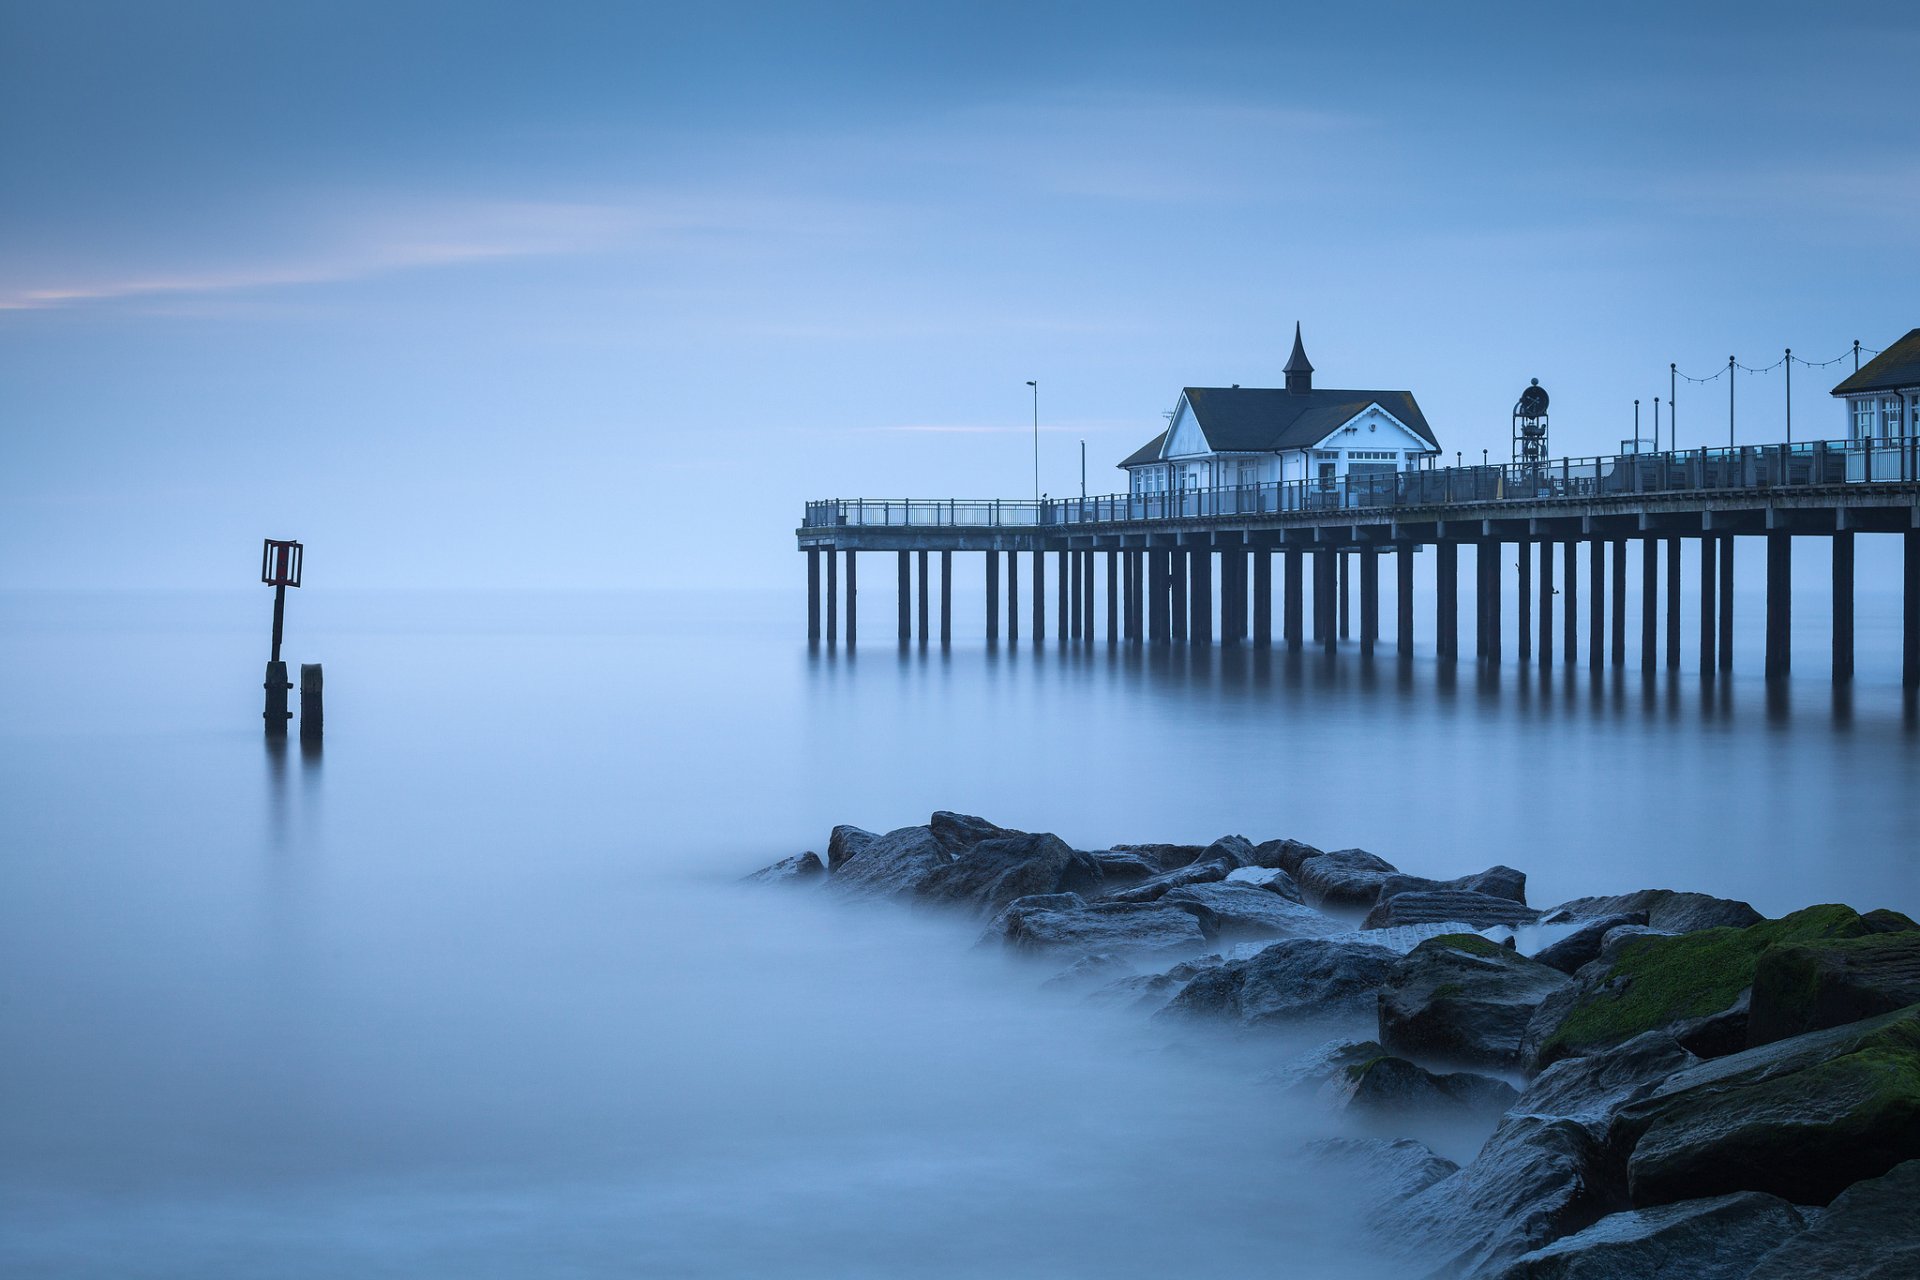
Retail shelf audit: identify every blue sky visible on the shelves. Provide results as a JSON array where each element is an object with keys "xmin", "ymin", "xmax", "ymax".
[{"xmin": 3, "ymin": 0, "xmax": 1916, "ymax": 588}]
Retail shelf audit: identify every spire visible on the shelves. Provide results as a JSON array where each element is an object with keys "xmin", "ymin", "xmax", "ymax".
[{"xmin": 1284, "ymin": 322, "xmax": 1314, "ymax": 395}]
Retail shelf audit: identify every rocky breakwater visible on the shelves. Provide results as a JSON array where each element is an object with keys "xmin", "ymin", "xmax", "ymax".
[{"xmin": 750, "ymin": 813, "xmax": 1920, "ymax": 1279}]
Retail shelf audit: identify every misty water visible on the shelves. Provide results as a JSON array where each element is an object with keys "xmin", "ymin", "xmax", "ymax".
[{"xmin": 3, "ymin": 581, "xmax": 1918, "ymax": 1278}]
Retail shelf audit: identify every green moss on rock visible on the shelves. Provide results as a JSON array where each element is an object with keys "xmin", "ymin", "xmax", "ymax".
[
  {"xmin": 1539, "ymin": 905, "xmax": 1875, "ymax": 1064},
  {"xmin": 1750, "ymin": 929, "xmax": 1920, "ymax": 1047},
  {"xmin": 1425, "ymin": 933, "xmax": 1509, "ymax": 960}
]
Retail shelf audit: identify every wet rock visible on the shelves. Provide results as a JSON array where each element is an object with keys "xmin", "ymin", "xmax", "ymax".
[
  {"xmin": 1268, "ymin": 1038, "xmax": 1387, "ymax": 1094},
  {"xmin": 916, "ymin": 830, "xmax": 1076, "ymax": 914},
  {"xmin": 1158, "ymin": 882, "xmax": 1337, "ymax": 940},
  {"xmin": 1379, "ymin": 934, "xmax": 1571, "ymax": 1072},
  {"xmin": 928, "ymin": 810, "xmax": 1009, "ymax": 854},
  {"xmin": 1489, "ymin": 1191, "xmax": 1810, "ymax": 1280},
  {"xmin": 1747, "ymin": 1159, "xmax": 1920, "ymax": 1279},
  {"xmin": 1246, "ymin": 837, "xmax": 1326, "ymax": 875},
  {"xmin": 1532, "ymin": 914, "xmax": 1648, "ymax": 975},
  {"xmin": 1161, "ymin": 937, "xmax": 1400, "ymax": 1028},
  {"xmin": 1056, "ymin": 849, "xmax": 1160, "ymax": 895},
  {"xmin": 1363, "ymin": 889, "xmax": 1542, "ymax": 931},
  {"xmin": 1670, "ymin": 989, "xmax": 1749, "ymax": 1059},
  {"xmin": 1509, "ymin": 1031, "xmax": 1698, "ymax": 1134},
  {"xmin": 826, "ymin": 823, "xmax": 876, "ymax": 872},
  {"xmin": 1296, "ymin": 847, "xmax": 1400, "ymax": 909},
  {"xmin": 1309, "ymin": 1136, "xmax": 1460, "ymax": 1222},
  {"xmin": 1223, "ymin": 865, "xmax": 1304, "ymax": 901},
  {"xmin": 1378, "ymin": 865, "xmax": 1529, "ymax": 906},
  {"xmin": 1036, "ymin": 952, "xmax": 1131, "ymax": 993},
  {"xmin": 1747, "ymin": 926, "xmax": 1920, "ymax": 1048},
  {"xmin": 1197, "ymin": 834, "xmax": 1256, "ymax": 868},
  {"xmin": 1613, "ymin": 1004, "xmax": 1920, "ymax": 1208},
  {"xmin": 1594, "ymin": 925, "xmax": 1668, "ymax": 965},
  {"xmin": 1107, "ymin": 842, "xmax": 1208, "ymax": 873},
  {"xmin": 1102, "ymin": 858, "xmax": 1235, "ymax": 903},
  {"xmin": 742, "ymin": 851, "xmax": 825, "ymax": 884},
  {"xmin": 1528, "ymin": 905, "xmax": 1893, "ymax": 1070},
  {"xmin": 827, "ymin": 823, "xmax": 950, "ymax": 900},
  {"xmin": 1379, "ymin": 1115, "xmax": 1617, "ymax": 1279},
  {"xmin": 983, "ymin": 893, "xmax": 1212, "ymax": 956},
  {"xmin": 1541, "ymin": 889, "xmax": 1761, "ymax": 936},
  {"xmin": 1087, "ymin": 956, "xmax": 1223, "ymax": 1014},
  {"xmin": 1333, "ymin": 1053, "xmax": 1519, "ymax": 1122}
]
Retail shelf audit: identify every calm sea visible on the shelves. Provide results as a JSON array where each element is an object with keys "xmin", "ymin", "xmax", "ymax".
[{"xmin": 2, "ymin": 580, "xmax": 1915, "ymax": 1277}]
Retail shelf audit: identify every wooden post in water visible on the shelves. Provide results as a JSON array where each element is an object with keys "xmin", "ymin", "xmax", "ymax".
[
  {"xmin": 1338, "ymin": 552, "xmax": 1351, "ymax": 640},
  {"xmin": 1832, "ymin": 532, "xmax": 1853, "ymax": 683},
  {"xmin": 1641, "ymin": 540, "xmax": 1658, "ymax": 672},
  {"xmin": 1360, "ymin": 548, "xmax": 1379, "ymax": 655},
  {"xmin": 1765, "ymin": 532, "xmax": 1791, "ymax": 679},
  {"xmin": 1537, "ymin": 540, "xmax": 1553, "ymax": 667},
  {"xmin": 1058, "ymin": 549, "xmax": 1070, "ymax": 643},
  {"xmin": 1666, "ymin": 537, "xmax": 1682, "ymax": 671},
  {"xmin": 826, "ymin": 547, "xmax": 838, "ymax": 644},
  {"xmin": 1313, "ymin": 549, "xmax": 1335, "ymax": 649},
  {"xmin": 1611, "ymin": 537, "xmax": 1627, "ymax": 666},
  {"xmin": 940, "ymin": 551, "xmax": 952, "ymax": 645},
  {"xmin": 1151, "ymin": 549, "xmax": 1172, "ymax": 643},
  {"xmin": 917, "ymin": 549, "xmax": 930, "ymax": 643},
  {"xmin": 1699, "ymin": 537, "xmax": 1717, "ymax": 675},
  {"xmin": 1284, "ymin": 548, "xmax": 1304, "ymax": 650},
  {"xmin": 299, "ymin": 664, "xmax": 323, "ymax": 741},
  {"xmin": 1589, "ymin": 539, "xmax": 1605, "ymax": 670},
  {"xmin": 1007, "ymin": 550, "xmax": 1019, "ymax": 642},
  {"xmin": 897, "ymin": 551, "xmax": 911, "ymax": 642},
  {"xmin": 1132, "ymin": 550, "xmax": 1146, "ymax": 642},
  {"xmin": 1253, "ymin": 550, "xmax": 1272, "ymax": 646},
  {"xmin": 1106, "ymin": 551, "xmax": 1118, "ymax": 643},
  {"xmin": 1397, "ymin": 544, "xmax": 1414, "ymax": 656},
  {"xmin": 807, "ymin": 549, "xmax": 821, "ymax": 641},
  {"xmin": 1083, "ymin": 550, "xmax": 1095, "ymax": 644},
  {"xmin": 1171, "ymin": 549, "xmax": 1189, "ymax": 642},
  {"xmin": 1191, "ymin": 549, "xmax": 1213, "ymax": 645},
  {"xmin": 1484, "ymin": 542, "xmax": 1502, "ymax": 664},
  {"xmin": 1905, "ymin": 531, "xmax": 1920, "ymax": 689},
  {"xmin": 986, "ymin": 550, "xmax": 1000, "ymax": 641},
  {"xmin": 1517, "ymin": 540, "xmax": 1532, "ymax": 661},
  {"xmin": 1436, "ymin": 541, "xmax": 1458, "ymax": 661},
  {"xmin": 1033, "ymin": 548, "xmax": 1046, "ymax": 643},
  {"xmin": 1564, "ymin": 540, "xmax": 1578, "ymax": 666},
  {"xmin": 845, "ymin": 551, "xmax": 857, "ymax": 645},
  {"xmin": 1718, "ymin": 536, "xmax": 1735, "ymax": 671}
]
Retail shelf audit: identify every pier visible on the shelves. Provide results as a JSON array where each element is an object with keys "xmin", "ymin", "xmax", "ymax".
[{"xmin": 798, "ymin": 437, "xmax": 1920, "ymax": 688}]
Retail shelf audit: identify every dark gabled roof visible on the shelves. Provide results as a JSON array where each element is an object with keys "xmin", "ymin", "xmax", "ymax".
[
  {"xmin": 1118, "ymin": 428, "xmax": 1169, "ymax": 469},
  {"xmin": 1158, "ymin": 385, "xmax": 1438, "ymax": 457},
  {"xmin": 1831, "ymin": 329, "xmax": 1920, "ymax": 396}
]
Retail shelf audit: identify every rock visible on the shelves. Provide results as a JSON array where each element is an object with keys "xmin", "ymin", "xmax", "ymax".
[
  {"xmin": 1378, "ymin": 865, "xmax": 1530, "ymax": 906},
  {"xmin": 1295, "ymin": 847, "xmax": 1400, "ymax": 909},
  {"xmin": 1223, "ymin": 864, "xmax": 1304, "ymax": 900},
  {"xmin": 1334, "ymin": 1053, "xmax": 1520, "ymax": 1121},
  {"xmin": 915, "ymin": 830, "xmax": 1076, "ymax": 914},
  {"xmin": 1613, "ymin": 1004, "xmax": 1920, "ymax": 1208},
  {"xmin": 1268, "ymin": 1038, "xmax": 1387, "ymax": 1094},
  {"xmin": 1532, "ymin": 914, "xmax": 1649, "ymax": 975},
  {"xmin": 1748, "ymin": 927, "xmax": 1920, "ymax": 1048},
  {"xmin": 982, "ymin": 893, "xmax": 1212, "ymax": 956},
  {"xmin": 1489, "ymin": 1191, "xmax": 1810, "ymax": 1280},
  {"xmin": 1528, "ymin": 905, "xmax": 1893, "ymax": 1070},
  {"xmin": 1101, "ymin": 858, "xmax": 1235, "ymax": 903},
  {"xmin": 1509, "ymin": 1031, "xmax": 1698, "ymax": 1134},
  {"xmin": 1246, "ymin": 837, "xmax": 1327, "ymax": 875},
  {"xmin": 1379, "ymin": 1115, "xmax": 1616, "ymax": 1279},
  {"xmin": 1379, "ymin": 934, "xmax": 1572, "ymax": 1072},
  {"xmin": 826, "ymin": 823, "xmax": 950, "ymax": 900},
  {"xmin": 1197, "ymin": 834, "xmax": 1256, "ymax": 868},
  {"xmin": 1747, "ymin": 1159, "xmax": 1920, "ymax": 1279},
  {"xmin": 1158, "ymin": 882, "xmax": 1337, "ymax": 940},
  {"xmin": 1541, "ymin": 890, "xmax": 1761, "ymax": 936},
  {"xmin": 1087, "ymin": 956, "xmax": 1223, "ymax": 1014},
  {"xmin": 1309, "ymin": 1136, "xmax": 1460, "ymax": 1222},
  {"xmin": 826, "ymin": 823, "xmax": 876, "ymax": 872},
  {"xmin": 1363, "ymin": 889, "xmax": 1542, "ymax": 931},
  {"xmin": 742, "ymin": 851, "xmax": 825, "ymax": 884},
  {"xmin": 1161, "ymin": 937, "xmax": 1400, "ymax": 1028},
  {"xmin": 1670, "ymin": 989, "xmax": 1749, "ymax": 1060},
  {"xmin": 1037, "ymin": 952, "xmax": 1131, "ymax": 993},
  {"xmin": 1107, "ymin": 842, "xmax": 1208, "ymax": 873},
  {"xmin": 1595, "ymin": 925, "xmax": 1668, "ymax": 965},
  {"xmin": 1056, "ymin": 849, "xmax": 1160, "ymax": 895},
  {"xmin": 928, "ymin": 810, "xmax": 1009, "ymax": 853}
]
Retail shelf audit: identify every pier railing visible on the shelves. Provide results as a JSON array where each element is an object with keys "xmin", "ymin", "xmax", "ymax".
[{"xmin": 802, "ymin": 435, "xmax": 1920, "ymax": 529}]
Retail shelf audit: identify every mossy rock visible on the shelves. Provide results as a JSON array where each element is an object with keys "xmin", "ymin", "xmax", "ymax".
[
  {"xmin": 1427, "ymin": 932, "xmax": 1511, "ymax": 959},
  {"xmin": 1534, "ymin": 904, "xmax": 1878, "ymax": 1068},
  {"xmin": 1750, "ymin": 927, "xmax": 1920, "ymax": 1047}
]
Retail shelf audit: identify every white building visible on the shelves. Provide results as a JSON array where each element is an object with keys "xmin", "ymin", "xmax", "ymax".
[
  {"xmin": 1831, "ymin": 328, "xmax": 1920, "ymax": 441},
  {"xmin": 1119, "ymin": 325, "xmax": 1441, "ymax": 496}
]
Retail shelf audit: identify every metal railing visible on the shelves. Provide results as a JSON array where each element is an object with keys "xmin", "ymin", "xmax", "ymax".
[{"xmin": 802, "ymin": 436, "xmax": 1920, "ymax": 530}]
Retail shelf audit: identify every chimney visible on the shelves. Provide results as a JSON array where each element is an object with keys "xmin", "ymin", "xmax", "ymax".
[{"xmin": 1284, "ymin": 322, "xmax": 1314, "ymax": 395}]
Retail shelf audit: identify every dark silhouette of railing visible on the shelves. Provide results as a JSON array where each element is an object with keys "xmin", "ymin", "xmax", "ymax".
[{"xmin": 803, "ymin": 435, "xmax": 1920, "ymax": 529}]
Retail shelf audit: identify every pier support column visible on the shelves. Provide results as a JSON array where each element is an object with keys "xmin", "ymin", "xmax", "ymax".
[
  {"xmin": 1339, "ymin": 552, "xmax": 1351, "ymax": 640},
  {"xmin": 807, "ymin": 548, "xmax": 821, "ymax": 641},
  {"xmin": 1589, "ymin": 539, "xmax": 1604, "ymax": 671},
  {"xmin": 897, "ymin": 551, "xmax": 911, "ymax": 643},
  {"xmin": 1538, "ymin": 540, "xmax": 1553, "ymax": 667},
  {"xmin": 1766, "ymin": 532, "xmax": 1791, "ymax": 679},
  {"xmin": 1313, "ymin": 549, "xmax": 1335, "ymax": 649},
  {"xmin": 1436, "ymin": 542, "xmax": 1458, "ymax": 662},
  {"xmin": 1699, "ymin": 537, "xmax": 1717, "ymax": 675},
  {"xmin": 940, "ymin": 551, "xmax": 952, "ymax": 645},
  {"xmin": 1611, "ymin": 538, "xmax": 1627, "ymax": 666},
  {"xmin": 1641, "ymin": 540, "xmax": 1658, "ymax": 672},
  {"xmin": 1032, "ymin": 549, "xmax": 1045, "ymax": 643},
  {"xmin": 1171, "ymin": 548, "xmax": 1188, "ymax": 641},
  {"xmin": 1517, "ymin": 540, "xmax": 1532, "ymax": 660},
  {"xmin": 845, "ymin": 550, "xmax": 858, "ymax": 646},
  {"xmin": 1058, "ymin": 549, "xmax": 1070, "ymax": 644},
  {"xmin": 1719, "ymin": 535, "xmax": 1734, "ymax": 670},
  {"xmin": 986, "ymin": 550, "xmax": 1000, "ymax": 640},
  {"xmin": 1397, "ymin": 544, "xmax": 1415, "ymax": 655},
  {"xmin": 1486, "ymin": 542, "xmax": 1502, "ymax": 664},
  {"xmin": 1008, "ymin": 551, "xmax": 1020, "ymax": 642},
  {"xmin": 1191, "ymin": 549, "xmax": 1213, "ymax": 645},
  {"xmin": 826, "ymin": 547, "xmax": 838, "ymax": 644},
  {"xmin": 1254, "ymin": 551, "xmax": 1272, "ymax": 646},
  {"xmin": 1564, "ymin": 540, "xmax": 1579, "ymax": 667},
  {"xmin": 918, "ymin": 549, "xmax": 930, "ymax": 643},
  {"xmin": 1084, "ymin": 551, "xmax": 1096, "ymax": 645},
  {"xmin": 1360, "ymin": 548, "xmax": 1379, "ymax": 655},
  {"xmin": 1905, "ymin": 531, "xmax": 1920, "ymax": 689},
  {"xmin": 1832, "ymin": 532, "xmax": 1853, "ymax": 684},
  {"xmin": 1284, "ymin": 549, "xmax": 1304, "ymax": 650},
  {"xmin": 1107, "ymin": 551, "xmax": 1118, "ymax": 644},
  {"xmin": 1151, "ymin": 549, "xmax": 1171, "ymax": 643},
  {"xmin": 1666, "ymin": 537, "xmax": 1682, "ymax": 671},
  {"xmin": 1068, "ymin": 550, "xmax": 1081, "ymax": 640}
]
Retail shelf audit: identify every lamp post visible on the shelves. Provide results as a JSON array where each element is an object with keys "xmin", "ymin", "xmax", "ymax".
[
  {"xmin": 260, "ymin": 539, "xmax": 303, "ymax": 736},
  {"xmin": 1026, "ymin": 380, "xmax": 1039, "ymax": 504}
]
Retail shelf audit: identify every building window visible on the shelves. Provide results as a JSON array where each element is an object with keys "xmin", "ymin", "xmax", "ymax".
[
  {"xmin": 1885, "ymin": 398, "xmax": 1905, "ymax": 437},
  {"xmin": 1856, "ymin": 399, "xmax": 1875, "ymax": 439}
]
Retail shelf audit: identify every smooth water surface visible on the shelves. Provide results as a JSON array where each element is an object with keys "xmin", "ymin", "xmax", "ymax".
[{"xmin": 2, "ymin": 587, "xmax": 1916, "ymax": 1277}]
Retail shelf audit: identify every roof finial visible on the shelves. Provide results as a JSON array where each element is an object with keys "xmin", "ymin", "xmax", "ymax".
[{"xmin": 1284, "ymin": 322, "xmax": 1314, "ymax": 394}]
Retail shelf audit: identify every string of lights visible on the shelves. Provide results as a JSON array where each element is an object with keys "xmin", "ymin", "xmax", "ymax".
[{"xmin": 1676, "ymin": 343, "xmax": 1881, "ymax": 384}]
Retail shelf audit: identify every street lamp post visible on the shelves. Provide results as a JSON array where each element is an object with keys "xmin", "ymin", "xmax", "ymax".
[{"xmin": 1026, "ymin": 380, "xmax": 1039, "ymax": 504}]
